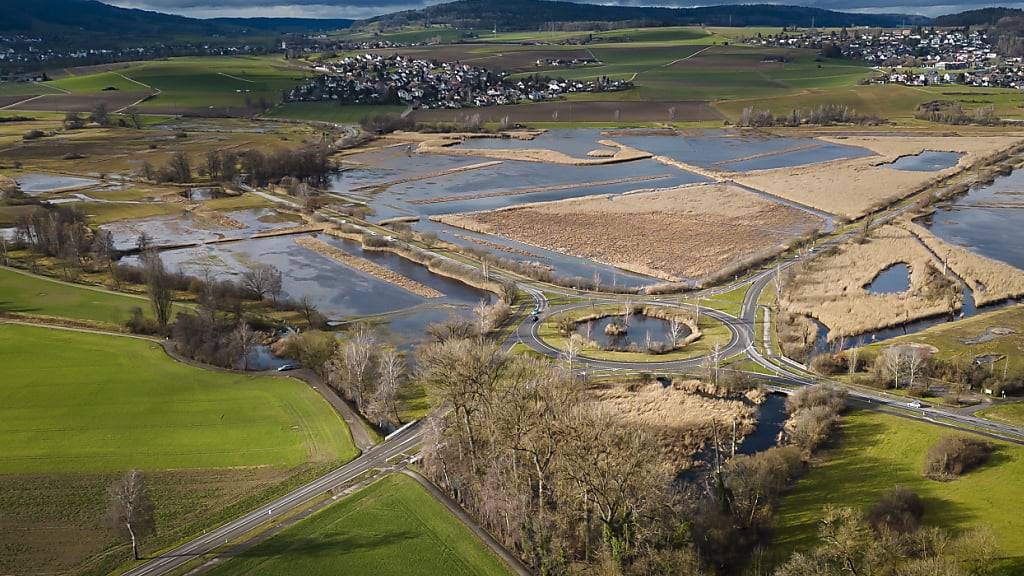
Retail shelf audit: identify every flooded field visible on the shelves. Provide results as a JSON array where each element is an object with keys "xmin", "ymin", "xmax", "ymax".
[
  {"xmin": 15, "ymin": 173, "xmax": 100, "ymax": 194},
  {"xmin": 883, "ymin": 150, "xmax": 963, "ymax": 171},
  {"xmin": 333, "ymin": 129, "xmax": 865, "ymax": 287},
  {"xmin": 101, "ymin": 208, "xmax": 299, "ymax": 250},
  {"xmin": 922, "ymin": 169, "xmax": 1024, "ymax": 271}
]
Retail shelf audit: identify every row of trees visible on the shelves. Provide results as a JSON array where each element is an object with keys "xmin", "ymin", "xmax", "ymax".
[
  {"xmin": 737, "ymin": 104, "xmax": 886, "ymax": 127},
  {"xmin": 141, "ymin": 145, "xmax": 332, "ymax": 187}
]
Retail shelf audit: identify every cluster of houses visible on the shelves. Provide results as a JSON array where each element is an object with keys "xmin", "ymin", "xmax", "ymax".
[
  {"xmin": 0, "ymin": 34, "xmax": 271, "ymax": 72},
  {"xmin": 749, "ymin": 27, "xmax": 1024, "ymax": 88},
  {"xmin": 284, "ymin": 53, "xmax": 630, "ymax": 109}
]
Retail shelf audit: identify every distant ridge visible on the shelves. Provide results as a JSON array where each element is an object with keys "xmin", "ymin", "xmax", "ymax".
[
  {"xmin": 2, "ymin": 0, "xmax": 352, "ymax": 46},
  {"xmin": 356, "ymin": 0, "xmax": 931, "ymax": 32},
  {"xmin": 933, "ymin": 7, "xmax": 1024, "ymax": 27}
]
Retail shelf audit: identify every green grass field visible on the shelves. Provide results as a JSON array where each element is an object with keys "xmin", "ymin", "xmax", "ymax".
[
  {"xmin": 975, "ymin": 403, "xmax": 1024, "ymax": 427},
  {"xmin": 205, "ymin": 473, "xmax": 511, "ymax": 576},
  {"xmin": 0, "ymin": 265, "xmax": 158, "ymax": 326},
  {"xmin": 42, "ymin": 56, "xmax": 311, "ymax": 111},
  {"xmin": 776, "ymin": 410, "xmax": 1024, "ymax": 569},
  {"xmin": 0, "ymin": 323, "xmax": 357, "ymax": 473}
]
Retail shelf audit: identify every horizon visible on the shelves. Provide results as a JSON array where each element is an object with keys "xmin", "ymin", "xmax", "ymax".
[{"xmin": 100, "ymin": 0, "xmax": 1024, "ymax": 22}]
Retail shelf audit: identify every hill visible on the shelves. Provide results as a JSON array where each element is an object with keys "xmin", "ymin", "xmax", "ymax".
[
  {"xmin": 206, "ymin": 17, "xmax": 354, "ymax": 33},
  {"xmin": 933, "ymin": 7, "xmax": 1024, "ymax": 27},
  {"xmin": 3, "ymin": 0, "xmax": 351, "ymax": 47},
  {"xmin": 356, "ymin": 0, "xmax": 930, "ymax": 32}
]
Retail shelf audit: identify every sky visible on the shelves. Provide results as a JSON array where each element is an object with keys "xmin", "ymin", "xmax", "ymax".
[{"xmin": 104, "ymin": 0, "xmax": 1024, "ymax": 20}]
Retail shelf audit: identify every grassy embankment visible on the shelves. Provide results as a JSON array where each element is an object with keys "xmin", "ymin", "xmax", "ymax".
[
  {"xmin": 204, "ymin": 474, "xmax": 512, "ymax": 576},
  {"xmin": 776, "ymin": 410, "xmax": 1024, "ymax": 574},
  {"xmin": 0, "ymin": 323, "xmax": 357, "ymax": 574}
]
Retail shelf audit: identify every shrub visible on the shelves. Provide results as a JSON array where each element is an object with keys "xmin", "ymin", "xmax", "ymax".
[
  {"xmin": 809, "ymin": 353, "xmax": 844, "ymax": 376},
  {"xmin": 923, "ymin": 435, "xmax": 995, "ymax": 481},
  {"xmin": 125, "ymin": 307, "xmax": 159, "ymax": 335},
  {"xmin": 867, "ymin": 487, "xmax": 924, "ymax": 533},
  {"xmin": 785, "ymin": 384, "xmax": 847, "ymax": 415},
  {"xmin": 23, "ymin": 129, "xmax": 45, "ymax": 140},
  {"xmin": 786, "ymin": 404, "xmax": 840, "ymax": 454}
]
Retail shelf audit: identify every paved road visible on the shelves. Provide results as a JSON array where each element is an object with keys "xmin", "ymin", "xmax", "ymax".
[{"xmin": 124, "ymin": 424, "xmax": 422, "ymax": 576}]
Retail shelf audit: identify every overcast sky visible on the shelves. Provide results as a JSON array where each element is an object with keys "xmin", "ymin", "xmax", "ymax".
[{"xmin": 104, "ymin": 0, "xmax": 1024, "ymax": 20}]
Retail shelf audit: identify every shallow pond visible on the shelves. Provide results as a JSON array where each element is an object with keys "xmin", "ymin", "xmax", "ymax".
[
  {"xmin": 578, "ymin": 314, "xmax": 687, "ymax": 351},
  {"xmin": 15, "ymin": 173, "xmax": 99, "ymax": 195},
  {"xmin": 865, "ymin": 263, "xmax": 911, "ymax": 294},
  {"xmin": 883, "ymin": 151, "xmax": 962, "ymax": 171},
  {"xmin": 180, "ymin": 188, "xmax": 229, "ymax": 201},
  {"xmin": 921, "ymin": 169, "xmax": 1024, "ymax": 271},
  {"xmin": 101, "ymin": 208, "xmax": 299, "ymax": 250},
  {"xmin": 244, "ymin": 344, "xmax": 291, "ymax": 371}
]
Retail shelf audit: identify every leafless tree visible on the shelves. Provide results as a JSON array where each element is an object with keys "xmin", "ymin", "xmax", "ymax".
[
  {"xmin": 562, "ymin": 334, "xmax": 582, "ymax": 375},
  {"xmin": 107, "ymin": 470, "xmax": 155, "ymax": 560},
  {"xmin": 334, "ymin": 325, "xmax": 377, "ymax": 411},
  {"xmin": 374, "ymin": 349, "xmax": 406, "ymax": 427},
  {"xmin": 144, "ymin": 255, "xmax": 173, "ymax": 332},
  {"xmin": 906, "ymin": 347, "xmax": 929, "ymax": 389},
  {"xmin": 241, "ymin": 264, "xmax": 283, "ymax": 302},
  {"xmin": 232, "ymin": 322, "xmax": 258, "ymax": 371},
  {"xmin": 668, "ymin": 317, "xmax": 684, "ymax": 346},
  {"xmin": 473, "ymin": 299, "xmax": 491, "ymax": 337},
  {"xmin": 881, "ymin": 346, "xmax": 907, "ymax": 389}
]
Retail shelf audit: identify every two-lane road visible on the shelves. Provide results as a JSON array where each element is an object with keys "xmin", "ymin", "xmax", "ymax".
[{"xmin": 125, "ymin": 424, "xmax": 423, "ymax": 576}]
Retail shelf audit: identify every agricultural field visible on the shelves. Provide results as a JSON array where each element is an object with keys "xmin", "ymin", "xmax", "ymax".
[
  {"xmin": 0, "ymin": 323, "xmax": 356, "ymax": 573},
  {"xmin": 204, "ymin": 474, "xmax": 512, "ymax": 576},
  {"xmin": 775, "ymin": 410, "xmax": 1024, "ymax": 574}
]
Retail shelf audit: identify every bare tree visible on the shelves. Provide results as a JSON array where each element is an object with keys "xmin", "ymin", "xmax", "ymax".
[
  {"xmin": 334, "ymin": 325, "xmax": 377, "ymax": 411},
  {"xmin": 668, "ymin": 317, "xmax": 684, "ymax": 346},
  {"xmin": 906, "ymin": 347, "xmax": 929, "ymax": 390},
  {"xmin": 241, "ymin": 264, "xmax": 282, "ymax": 301},
  {"xmin": 144, "ymin": 255, "xmax": 173, "ymax": 332},
  {"xmin": 374, "ymin": 349, "xmax": 406, "ymax": 427},
  {"xmin": 107, "ymin": 470, "xmax": 155, "ymax": 560},
  {"xmin": 881, "ymin": 346, "xmax": 907, "ymax": 389},
  {"xmin": 473, "ymin": 299, "xmax": 491, "ymax": 337},
  {"xmin": 232, "ymin": 322, "xmax": 258, "ymax": 371}
]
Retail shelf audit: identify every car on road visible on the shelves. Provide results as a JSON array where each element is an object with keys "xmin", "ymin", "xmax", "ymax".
[{"xmin": 276, "ymin": 364, "xmax": 298, "ymax": 372}]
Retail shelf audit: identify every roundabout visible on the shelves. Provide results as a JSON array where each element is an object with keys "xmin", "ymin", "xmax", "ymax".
[{"xmin": 514, "ymin": 297, "xmax": 751, "ymax": 372}]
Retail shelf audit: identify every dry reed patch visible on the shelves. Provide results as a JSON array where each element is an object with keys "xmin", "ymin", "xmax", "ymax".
[
  {"xmin": 294, "ymin": 236, "xmax": 443, "ymax": 298},
  {"xmin": 903, "ymin": 220, "xmax": 1024, "ymax": 306},
  {"xmin": 732, "ymin": 135, "xmax": 1024, "ymax": 219},
  {"xmin": 436, "ymin": 183, "xmax": 822, "ymax": 282},
  {"xmin": 590, "ymin": 382, "xmax": 757, "ymax": 470},
  {"xmin": 818, "ymin": 135, "xmax": 1022, "ymax": 162},
  {"xmin": 416, "ymin": 138, "xmax": 652, "ymax": 165},
  {"xmin": 780, "ymin": 224, "xmax": 954, "ymax": 340}
]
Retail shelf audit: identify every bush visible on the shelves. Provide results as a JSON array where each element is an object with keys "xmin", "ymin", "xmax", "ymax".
[
  {"xmin": 785, "ymin": 384, "xmax": 847, "ymax": 415},
  {"xmin": 23, "ymin": 129, "xmax": 45, "ymax": 140},
  {"xmin": 867, "ymin": 487, "xmax": 924, "ymax": 533},
  {"xmin": 923, "ymin": 435, "xmax": 995, "ymax": 481},
  {"xmin": 786, "ymin": 404, "xmax": 840, "ymax": 454},
  {"xmin": 124, "ymin": 307, "xmax": 159, "ymax": 335},
  {"xmin": 809, "ymin": 353, "xmax": 844, "ymax": 376}
]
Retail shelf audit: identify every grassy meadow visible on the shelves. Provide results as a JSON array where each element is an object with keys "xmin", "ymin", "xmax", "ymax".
[
  {"xmin": 205, "ymin": 474, "xmax": 512, "ymax": 576},
  {"xmin": 0, "ymin": 323, "xmax": 357, "ymax": 573},
  {"xmin": 0, "ymin": 265, "xmax": 158, "ymax": 326},
  {"xmin": 776, "ymin": 410, "xmax": 1024, "ymax": 572}
]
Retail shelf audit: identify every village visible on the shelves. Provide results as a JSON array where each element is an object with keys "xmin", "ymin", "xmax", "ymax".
[
  {"xmin": 284, "ymin": 52, "xmax": 631, "ymax": 108},
  {"xmin": 751, "ymin": 26, "xmax": 1024, "ymax": 88}
]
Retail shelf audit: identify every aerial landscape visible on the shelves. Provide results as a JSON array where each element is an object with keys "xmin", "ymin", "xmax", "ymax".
[{"xmin": 5, "ymin": 0, "xmax": 1024, "ymax": 574}]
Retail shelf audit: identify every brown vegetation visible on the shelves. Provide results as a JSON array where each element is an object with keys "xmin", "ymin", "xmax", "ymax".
[
  {"xmin": 922, "ymin": 435, "xmax": 995, "ymax": 481},
  {"xmin": 591, "ymin": 381, "xmax": 757, "ymax": 471},
  {"xmin": 416, "ymin": 137, "xmax": 652, "ymax": 165},
  {"xmin": 437, "ymin": 183, "xmax": 822, "ymax": 283},
  {"xmin": 732, "ymin": 135, "xmax": 1024, "ymax": 218},
  {"xmin": 904, "ymin": 219, "xmax": 1024, "ymax": 306},
  {"xmin": 780, "ymin": 225, "xmax": 957, "ymax": 340}
]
